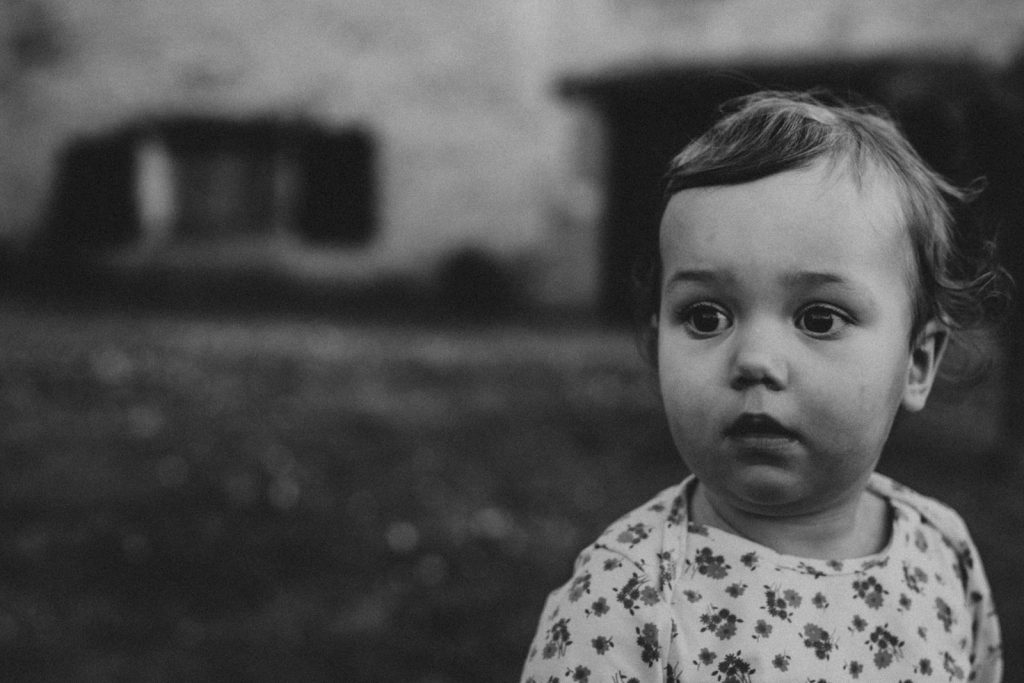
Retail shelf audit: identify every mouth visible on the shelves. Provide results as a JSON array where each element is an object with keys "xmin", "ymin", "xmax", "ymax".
[{"xmin": 724, "ymin": 413, "xmax": 798, "ymax": 441}]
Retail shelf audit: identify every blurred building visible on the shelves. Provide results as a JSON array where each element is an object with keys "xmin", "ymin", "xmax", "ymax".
[{"xmin": 3, "ymin": 0, "xmax": 1024, "ymax": 316}]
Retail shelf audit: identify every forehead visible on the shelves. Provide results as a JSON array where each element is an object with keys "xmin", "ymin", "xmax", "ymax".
[{"xmin": 659, "ymin": 160, "xmax": 913, "ymax": 283}]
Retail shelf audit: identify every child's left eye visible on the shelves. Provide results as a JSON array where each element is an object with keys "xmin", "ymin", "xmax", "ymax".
[{"xmin": 795, "ymin": 305, "xmax": 850, "ymax": 337}]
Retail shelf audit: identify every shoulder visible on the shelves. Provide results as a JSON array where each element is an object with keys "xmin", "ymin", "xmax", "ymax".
[
  {"xmin": 552, "ymin": 480, "xmax": 689, "ymax": 608},
  {"xmin": 870, "ymin": 471, "xmax": 982, "ymax": 592},
  {"xmin": 521, "ymin": 483, "xmax": 690, "ymax": 678},
  {"xmin": 587, "ymin": 481, "xmax": 688, "ymax": 570},
  {"xmin": 870, "ymin": 472, "xmax": 973, "ymax": 545},
  {"xmin": 869, "ymin": 475, "xmax": 1002, "ymax": 680}
]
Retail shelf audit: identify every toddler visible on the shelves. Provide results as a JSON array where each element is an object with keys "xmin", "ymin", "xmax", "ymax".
[{"xmin": 522, "ymin": 92, "xmax": 1003, "ymax": 682}]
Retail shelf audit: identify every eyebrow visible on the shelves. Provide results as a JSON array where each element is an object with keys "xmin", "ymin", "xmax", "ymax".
[
  {"xmin": 664, "ymin": 269, "xmax": 728, "ymax": 287},
  {"xmin": 664, "ymin": 269, "xmax": 864, "ymax": 291},
  {"xmin": 781, "ymin": 271, "xmax": 851, "ymax": 288}
]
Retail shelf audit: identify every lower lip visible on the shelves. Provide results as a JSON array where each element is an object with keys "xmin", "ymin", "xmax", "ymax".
[{"xmin": 728, "ymin": 434, "xmax": 799, "ymax": 455}]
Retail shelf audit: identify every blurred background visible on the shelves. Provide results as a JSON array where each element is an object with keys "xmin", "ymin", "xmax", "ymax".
[{"xmin": 1, "ymin": 1, "xmax": 1024, "ymax": 680}]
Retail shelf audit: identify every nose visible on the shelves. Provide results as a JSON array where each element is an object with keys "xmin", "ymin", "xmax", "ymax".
[{"xmin": 729, "ymin": 325, "xmax": 789, "ymax": 391}]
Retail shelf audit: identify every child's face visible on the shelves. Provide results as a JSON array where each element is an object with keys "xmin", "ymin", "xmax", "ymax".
[{"xmin": 657, "ymin": 160, "xmax": 943, "ymax": 518}]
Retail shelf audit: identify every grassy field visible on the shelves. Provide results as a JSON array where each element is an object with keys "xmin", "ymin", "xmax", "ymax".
[{"xmin": 0, "ymin": 299, "xmax": 1020, "ymax": 681}]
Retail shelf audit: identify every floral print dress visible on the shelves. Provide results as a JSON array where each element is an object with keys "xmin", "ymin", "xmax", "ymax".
[{"xmin": 521, "ymin": 473, "xmax": 1001, "ymax": 683}]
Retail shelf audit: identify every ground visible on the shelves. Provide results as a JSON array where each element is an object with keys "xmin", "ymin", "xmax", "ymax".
[{"xmin": 0, "ymin": 299, "xmax": 1019, "ymax": 681}]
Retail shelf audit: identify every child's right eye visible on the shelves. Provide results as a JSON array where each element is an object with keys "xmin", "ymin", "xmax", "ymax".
[{"xmin": 679, "ymin": 302, "xmax": 732, "ymax": 336}]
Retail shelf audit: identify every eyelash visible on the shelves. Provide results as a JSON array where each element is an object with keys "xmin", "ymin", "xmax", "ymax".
[
  {"xmin": 673, "ymin": 301, "xmax": 854, "ymax": 338},
  {"xmin": 794, "ymin": 304, "xmax": 854, "ymax": 338},
  {"xmin": 674, "ymin": 302, "xmax": 731, "ymax": 337}
]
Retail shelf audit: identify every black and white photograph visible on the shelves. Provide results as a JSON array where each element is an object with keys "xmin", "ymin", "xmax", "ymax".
[{"xmin": 1, "ymin": 2, "xmax": 1023, "ymax": 680}]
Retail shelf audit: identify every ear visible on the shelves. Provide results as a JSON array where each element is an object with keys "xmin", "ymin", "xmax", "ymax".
[{"xmin": 902, "ymin": 319, "xmax": 948, "ymax": 412}]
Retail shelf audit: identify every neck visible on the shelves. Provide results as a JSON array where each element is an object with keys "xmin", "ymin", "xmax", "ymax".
[{"xmin": 691, "ymin": 482, "xmax": 890, "ymax": 560}]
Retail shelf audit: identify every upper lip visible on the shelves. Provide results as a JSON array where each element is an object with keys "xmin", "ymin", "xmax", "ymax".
[{"xmin": 724, "ymin": 413, "xmax": 797, "ymax": 439}]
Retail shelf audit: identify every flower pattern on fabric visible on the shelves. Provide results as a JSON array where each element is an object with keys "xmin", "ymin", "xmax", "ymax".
[
  {"xmin": 762, "ymin": 586, "xmax": 794, "ymax": 623},
  {"xmin": 618, "ymin": 523, "xmax": 654, "ymax": 549},
  {"xmin": 698, "ymin": 606, "xmax": 743, "ymax": 640},
  {"xmin": 616, "ymin": 574, "xmax": 660, "ymax": 615},
  {"xmin": 635, "ymin": 623, "xmax": 661, "ymax": 666},
  {"xmin": 592, "ymin": 635, "xmax": 614, "ymax": 654},
  {"xmin": 586, "ymin": 596, "xmax": 609, "ymax": 617},
  {"xmin": 852, "ymin": 575, "xmax": 888, "ymax": 608},
  {"xmin": 521, "ymin": 473, "xmax": 1003, "ymax": 682},
  {"xmin": 568, "ymin": 572, "xmax": 592, "ymax": 602},
  {"xmin": 801, "ymin": 623, "xmax": 834, "ymax": 660},
  {"xmin": 690, "ymin": 547, "xmax": 731, "ymax": 579},
  {"xmin": 711, "ymin": 651, "xmax": 755, "ymax": 683},
  {"xmin": 726, "ymin": 582, "xmax": 748, "ymax": 598}
]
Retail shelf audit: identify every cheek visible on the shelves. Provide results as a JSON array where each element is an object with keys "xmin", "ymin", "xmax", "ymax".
[
  {"xmin": 658, "ymin": 358, "xmax": 719, "ymax": 428},
  {"xmin": 805, "ymin": 363, "xmax": 905, "ymax": 438},
  {"xmin": 657, "ymin": 341, "xmax": 703, "ymax": 395}
]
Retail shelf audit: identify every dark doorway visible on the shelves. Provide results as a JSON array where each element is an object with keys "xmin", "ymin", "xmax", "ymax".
[
  {"xmin": 559, "ymin": 56, "xmax": 1024, "ymax": 323},
  {"xmin": 296, "ymin": 126, "xmax": 376, "ymax": 246}
]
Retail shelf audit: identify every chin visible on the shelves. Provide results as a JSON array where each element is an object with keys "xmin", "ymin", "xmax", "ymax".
[{"xmin": 725, "ymin": 468, "xmax": 810, "ymax": 512}]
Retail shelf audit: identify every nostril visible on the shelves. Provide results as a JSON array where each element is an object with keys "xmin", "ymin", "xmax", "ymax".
[
  {"xmin": 731, "ymin": 373, "xmax": 779, "ymax": 391},
  {"xmin": 731, "ymin": 355, "xmax": 787, "ymax": 391}
]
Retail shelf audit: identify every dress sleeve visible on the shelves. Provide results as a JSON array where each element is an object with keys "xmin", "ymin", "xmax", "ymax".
[
  {"xmin": 521, "ymin": 543, "xmax": 671, "ymax": 683},
  {"xmin": 964, "ymin": 536, "xmax": 1002, "ymax": 683}
]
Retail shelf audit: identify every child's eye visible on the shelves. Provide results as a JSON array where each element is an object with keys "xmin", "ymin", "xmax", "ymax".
[
  {"xmin": 795, "ymin": 304, "xmax": 850, "ymax": 337},
  {"xmin": 679, "ymin": 302, "xmax": 732, "ymax": 337}
]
